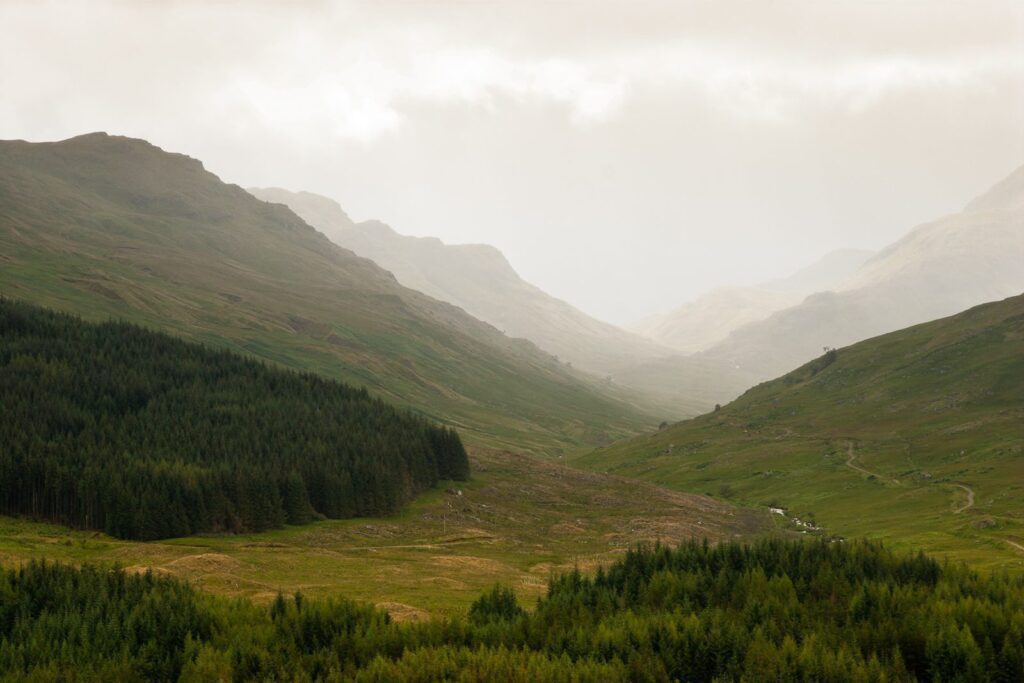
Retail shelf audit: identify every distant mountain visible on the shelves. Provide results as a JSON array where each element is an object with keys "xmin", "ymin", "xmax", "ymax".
[
  {"xmin": 701, "ymin": 165, "xmax": 1024, "ymax": 379},
  {"xmin": 631, "ymin": 249, "xmax": 874, "ymax": 353},
  {"xmin": 581, "ymin": 293, "xmax": 1024, "ymax": 568},
  {"xmin": 250, "ymin": 187, "xmax": 754, "ymax": 417},
  {"xmin": 0, "ymin": 133, "xmax": 655, "ymax": 454}
]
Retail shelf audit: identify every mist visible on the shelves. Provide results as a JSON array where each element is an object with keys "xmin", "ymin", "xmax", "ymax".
[{"xmin": 2, "ymin": 0, "xmax": 1022, "ymax": 322}]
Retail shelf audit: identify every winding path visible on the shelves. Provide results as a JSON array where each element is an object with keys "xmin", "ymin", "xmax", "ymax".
[
  {"xmin": 951, "ymin": 483, "xmax": 975, "ymax": 513},
  {"xmin": 845, "ymin": 442, "xmax": 900, "ymax": 485},
  {"xmin": 844, "ymin": 443, "xmax": 981, "ymax": 515}
]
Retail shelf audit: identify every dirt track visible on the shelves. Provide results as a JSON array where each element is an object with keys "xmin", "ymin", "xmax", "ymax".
[
  {"xmin": 952, "ymin": 483, "xmax": 975, "ymax": 513},
  {"xmin": 844, "ymin": 442, "xmax": 900, "ymax": 485}
]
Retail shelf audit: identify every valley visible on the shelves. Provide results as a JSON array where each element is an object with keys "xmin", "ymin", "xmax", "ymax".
[
  {"xmin": 2, "ymin": 3, "xmax": 1023, "ymax": 677},
  {"xmin": 0, "ymin": 448, "xmax": 765, "ymax": 618},
  {"xmin": 249, "ymin": 187, "xmax": 755, "ymax": 419},
  {"xmin": 0, "ymin": 133, "xmax": 1020, "ymax": 591}
]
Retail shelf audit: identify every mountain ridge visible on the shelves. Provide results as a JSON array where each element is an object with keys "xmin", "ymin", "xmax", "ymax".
[
  {"xmin": 250, "ymin": 186, "xmax": 754, "ymax": 417},
  {"xmin": 0, "ymin": 132, "xmax": 654, "ymax": 454},
  {"xmin": 630, "ymin": 248, "xmax": 875, "ymax": 354},
  {"xmin": 699, "ymin": 163, "xmax": 1024, "ymax": 379}
]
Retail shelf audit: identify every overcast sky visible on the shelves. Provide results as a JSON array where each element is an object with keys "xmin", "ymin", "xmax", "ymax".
[{"xmin": 2, "ymin": 1, "xmax": 1023, "ymax": 323}]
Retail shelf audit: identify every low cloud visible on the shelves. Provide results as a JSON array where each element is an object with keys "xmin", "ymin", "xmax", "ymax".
[
  {"xmin": 4, "ymin": 1, "xmax": 1020, "ymax": 142},
  {"xmin": 2, "ymin": 0, "xmax": 1022, "ymax": 322}
]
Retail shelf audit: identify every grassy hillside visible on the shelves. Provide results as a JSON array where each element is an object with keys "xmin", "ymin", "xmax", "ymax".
[
  {"xmin": 0, "ymin": 133, "xmax": 653, "ymax": 454},
  {"xmin": 579, "ymin": 294, "xmax": 1024, "ymax": 570},
  {"xmin": 0, "ymin": 448, "xmax": 764, "ymax": 618}
]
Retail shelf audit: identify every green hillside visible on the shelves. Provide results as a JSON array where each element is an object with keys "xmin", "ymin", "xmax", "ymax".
[
  {"xmin": 0, "ymin": 133, "xmax": 652, "ymax": 454},
  {"xmin": 578, "ymin": 294, "xmax": 1024, "ymax": 569}
]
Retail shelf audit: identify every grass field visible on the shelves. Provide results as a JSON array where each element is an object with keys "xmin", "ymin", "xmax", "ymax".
[
  {"xmin": 0, "ymin": 449, "xmax": 767, "ymax": 619},
  {"xmin": 578, "ymin": 295, "xmax": 1024, "ymax": 572}
]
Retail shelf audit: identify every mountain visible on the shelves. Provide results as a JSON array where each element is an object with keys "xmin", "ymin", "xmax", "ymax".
[
  {"xmin": 700, "ymin": 165, "xmax": 1024, "ymax": 379},
  {"xmin": 0, "ymin": 298, "xmax": 468, "ymax": 539},
  {"xmin": 579, "ymin": 294, "xmax": 1024, "ymax": 569},
  {"xmin": 0, "ymin": 133, "xmax": 654, "ymax": 454},
  {"xmin": 630, "ymin": 249, "xmax": 874, "ymax": 353},
  {"xmin": 246, "ymin": 188, "xmax": 674, "ymax": 374},
  {"xmin": 249, "ymin": 187, "xmax": 754, "ymax": 417}
]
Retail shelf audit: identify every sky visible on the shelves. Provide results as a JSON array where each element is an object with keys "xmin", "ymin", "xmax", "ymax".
[{"xmin": 2, "ymin": 1, "xmax": 1023, "ymax": 324}]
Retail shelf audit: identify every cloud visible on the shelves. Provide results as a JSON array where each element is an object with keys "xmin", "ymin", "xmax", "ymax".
[
  {"xmin": 1, "ymin": 0, "xmax": 1022, "ymax": 322},
  {"xmin": 5, "ymin": 1, "xmax": 1018, "ymax": 143},
  {"xmin": 189, "ymin": 40, "xmax": 1024, "ymax": 142},
  {"xmin": 679, "ymin": 47, "xmax": 1024, "ymax": 121},
  {"xmin": 212, "ymin": 48, "xmax": 630, "ymax": 142}
]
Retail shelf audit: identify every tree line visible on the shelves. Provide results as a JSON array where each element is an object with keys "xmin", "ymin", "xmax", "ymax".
[
  {"xmin": 0, "ymin": 538, "xmax": 1021, "ymax": 681},
  {"xmin": 0, "ymin": 299, "xmax": 469, "ymax": 540}
]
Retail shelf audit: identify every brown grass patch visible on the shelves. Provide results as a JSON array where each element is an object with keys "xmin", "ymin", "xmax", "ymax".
[
  {"xmin": 430, "ymin": 555, "xmax": 510, "ymax": 575},
  {"xmin": 120, "ymin": 564, "xmax": 172, "ymax": 576},
  {"xmin": 377, "ymin": 602, "xmax": 431, "ymax": 623},
  {"xmin": 165, "ymin": 553, "xmax": 245, "ymax": 574}
]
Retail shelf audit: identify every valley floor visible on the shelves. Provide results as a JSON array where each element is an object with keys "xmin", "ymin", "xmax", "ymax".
[
  {"xmin": 0, "ymin": 449, "xmax": 766, "ymax": 619},
  {"xmin": 580, "ymin": 426, "xmax": 1024, "ymax": 573}
]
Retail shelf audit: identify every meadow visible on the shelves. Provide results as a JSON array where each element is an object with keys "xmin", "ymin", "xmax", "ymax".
[{"xmin": 0, "ymin": 449, "xmax": 765, "ymax": 619}]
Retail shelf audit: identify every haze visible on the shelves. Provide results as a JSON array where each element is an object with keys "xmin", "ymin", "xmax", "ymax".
[{"xmin": 2, "ymin": 0, "xmax": 1022, "ymax": 323}]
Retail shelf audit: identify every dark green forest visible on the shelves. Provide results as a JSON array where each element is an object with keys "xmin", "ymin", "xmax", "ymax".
[
  {"xmin": 0, "ymin": 299, "xmax": 469, "ymax": 540},
  {"xmin": 1, "ymin": 539, "xmax": 1021, "ymax": 681}
]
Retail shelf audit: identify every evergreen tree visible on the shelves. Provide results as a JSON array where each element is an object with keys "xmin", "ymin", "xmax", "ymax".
[
  {"xmin": 0, "ymin": 299, "xmax": 470, "ymax": 539},
  {"xmin": 0, "ymin": 539, "xmax": 1021, "ymax": 680}
]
